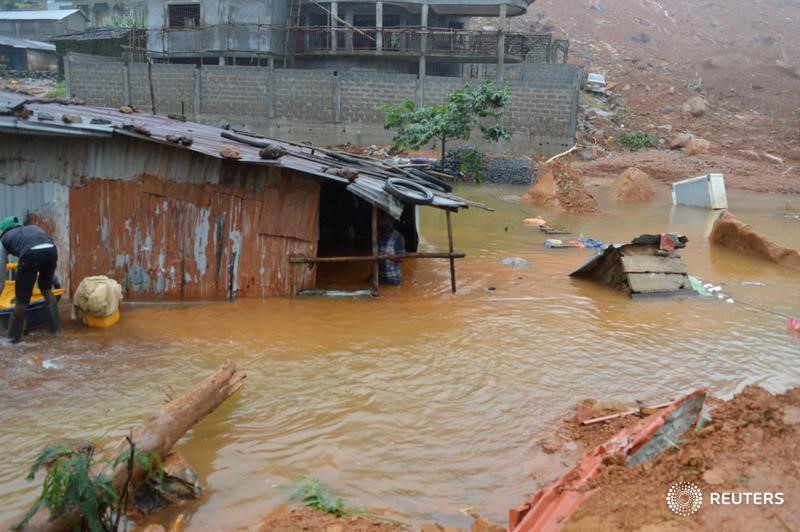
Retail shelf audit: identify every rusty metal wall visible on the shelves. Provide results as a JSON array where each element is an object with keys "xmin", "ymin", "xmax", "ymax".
[
  {"xmin": 1, "ymin": 134, "xmax": 320, "ymax": 299},
  {"xmin": 69, "ymin": 174, "xmax": 319, "ymax": 299}
]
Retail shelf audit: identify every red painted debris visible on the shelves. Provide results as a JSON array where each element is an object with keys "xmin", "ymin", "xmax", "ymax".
[{"xmin": 508, "ymin": 389, "xmax": 707, "ymax": 532}]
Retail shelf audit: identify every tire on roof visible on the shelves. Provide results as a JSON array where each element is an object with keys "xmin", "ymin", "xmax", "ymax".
[{"xmin": 385, "ymin": 178, "xmax": 435, "ymax": 205}]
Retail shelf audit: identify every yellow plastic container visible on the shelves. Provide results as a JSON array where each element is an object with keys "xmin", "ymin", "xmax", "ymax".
[
  {"xmin": 1, "ymin": 263, "xmax": 65, "ymax": 310},
  {"xmin": 82, "ymin": 309, "xmax": 121, "ymax": 328}
]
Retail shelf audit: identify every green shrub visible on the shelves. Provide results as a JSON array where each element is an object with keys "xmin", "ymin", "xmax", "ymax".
[
  {"xmin": 14, "ymin": 446, "xmax": 116, "ymax": 531},
  {"xmin": 290, "ymin": 476, "xmax": 348, "ymax": 517},
  {"xmin": 618, "ymin": 131, "xmax": 658, "ymax": 151},
  {"xmin": 15, "ymin": 441, "xmax": 163, "ymax": 531},
  {"xmin": 46, "ymin": 81, "xmax": 66, "ymax": 99}
]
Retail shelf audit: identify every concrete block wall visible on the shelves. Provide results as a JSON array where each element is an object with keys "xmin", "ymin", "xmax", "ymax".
[
  {"xmin": 65, "ymin": 54, "xmax": 579, "ymax": 156},
  {"xmin": 505, "ymin": 64, "xmax": 581, "ymax": 153},
  {"xmin": 422, "ymin": 75, "xmax": 464, "ymax": 107},
  {"xmin": 67, "ymin": 56, "xmax": 125, "ymax": 107},
  {"xmin": 340, "ymin": 72, "xmax": 416, "ymax": 125},
  {"xmin": 274, "ymin": 69, "xmax": 334, "ymax": 124},
  {"xmin": 201, "ymin": 65, "xmax": 268, "ymax": 118},
  {"xmin": 128, "ymin": 63, "xmax": 151, "ymax": 110},
  {"xmin": 151, "ymin": 64, "xmax": 196, "ymax": 116}
]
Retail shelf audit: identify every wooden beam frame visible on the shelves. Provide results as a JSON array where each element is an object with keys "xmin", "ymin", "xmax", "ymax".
[{"xmin": 290, "ymin": 252, "xmax": 466, "ymax": 263}]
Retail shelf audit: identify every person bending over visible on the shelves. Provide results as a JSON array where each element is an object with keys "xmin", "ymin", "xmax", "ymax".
[{"xmin": 0, "ymin": 216, "xmax": 60, "ymax": 343}]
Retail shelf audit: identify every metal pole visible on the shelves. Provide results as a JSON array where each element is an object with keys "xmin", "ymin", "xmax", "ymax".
[
  {"xmin": 371, "ymin": 205, "xmax": 380, "ymax": 294},
  {"xmin": 446, "ymin": 208, "xmax": 456, "ymax": 293}
]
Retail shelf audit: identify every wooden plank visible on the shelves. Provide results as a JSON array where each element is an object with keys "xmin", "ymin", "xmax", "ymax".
[
  {"xmin": 289, "ymin": 252, "xmax": 465, "ymax": 263},
  {"xmin": 621, "ymin": 255, "xmax": 688, "ymax": 274},
  {"xmin": 627, "ymin": 273, "xmax": 689, "ymax": 293}
]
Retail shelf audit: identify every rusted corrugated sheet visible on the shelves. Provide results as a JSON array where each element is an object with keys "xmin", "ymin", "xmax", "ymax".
[
  {"xmin": 68, "ymin": 170, "xmax": 318, "ymax": 299},
  {"xmin": 0, "ymin": 134, "xmax": 222, "ymax": 187},
  {"xmin": 259, "ymin": 170, "xmax": 320, "ymax": 242},
  {"xmin": 1, "ymin": 91, "xmax": 483, "ymax": 211},
  {"xmin": 254, "ymin": 235, "xmax": 317, "ymax": 297}
]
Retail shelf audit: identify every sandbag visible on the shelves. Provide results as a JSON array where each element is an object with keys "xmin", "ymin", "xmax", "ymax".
[{"xmin": 73, "ymin": 276, "xmax": 123, "ymax": 317}]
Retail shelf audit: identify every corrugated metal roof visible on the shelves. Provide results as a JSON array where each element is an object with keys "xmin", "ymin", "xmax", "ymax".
[
  {"xmin": 0, "ymin": 35, "xmax": 56, "ymax": 51},
  {"xmin": 0, "ymin": 91, "xmax": 489, "ymax": 213},
  {"xmin": 0, "ymin": 9, "xmax": 84, "ymax": 21},
  {"xmin": 48, "ymin": 26, "xmax": 133, "ymax": 41}
]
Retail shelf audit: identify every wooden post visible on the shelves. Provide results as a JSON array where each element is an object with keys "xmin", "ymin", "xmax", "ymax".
[
  {"xmin": 371, "ymin": 205, "xmax": 379, "ymax": 294},
  {"xmin": 376, "ymin": 1, "xmax": 383, "ymax": 54},
  {"xmin": 419, "ymin": 2, "xmax": 428, "ymax": 78},
  {"xmin": 496, "ymin": 3, "xmax": 507, "ymax": 84},
  {"xmin": 445, "ymin": 208, "xmax": 457, "ymax": 293},
  {"xmin": 330, "ymin": 1, "xmax": 338, "ymax": 51}
]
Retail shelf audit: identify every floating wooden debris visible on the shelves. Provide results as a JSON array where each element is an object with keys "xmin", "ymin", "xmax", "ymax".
[
  {"xmin": 539, "ymin": 225, "xmax": 572, "ymax": 235},
  {"xmin": 570, "ymin": 234, "xmax": 694, "ymax": 298}
]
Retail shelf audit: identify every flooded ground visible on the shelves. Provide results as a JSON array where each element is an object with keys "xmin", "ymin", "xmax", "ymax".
[{"xmin": 1, "ymin": 183, "xmax": 798, "ymax": 529}]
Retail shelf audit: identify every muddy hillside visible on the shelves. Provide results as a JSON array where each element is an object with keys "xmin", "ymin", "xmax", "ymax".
[{"xmin": 509, "ymin": 0, "xmax": 800, "ymax": 193}]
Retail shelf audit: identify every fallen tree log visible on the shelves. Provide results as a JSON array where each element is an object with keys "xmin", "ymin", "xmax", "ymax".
[{"xmin": 12, "ymin": 360, "xmax": 246, "ymax": 532}]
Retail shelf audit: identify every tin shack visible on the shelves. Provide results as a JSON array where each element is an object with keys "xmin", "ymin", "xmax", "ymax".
[{"xmin": 0, "ymin": 92, "xmax": 483, "ymax": 299}]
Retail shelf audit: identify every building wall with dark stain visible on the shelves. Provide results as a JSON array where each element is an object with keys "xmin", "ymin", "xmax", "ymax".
[{"xmin": 0, "ymin": 134, "xmax": 319, "ymax": 299}]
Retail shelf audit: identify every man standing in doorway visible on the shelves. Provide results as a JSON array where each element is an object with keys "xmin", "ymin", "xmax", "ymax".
[
  {"xmin": 377, "ymin": 211, "xmax": 405, "ymax": 286},
  {"xmin": 0, "ymin": 216, "xmax": 61, "ymax": 343}
]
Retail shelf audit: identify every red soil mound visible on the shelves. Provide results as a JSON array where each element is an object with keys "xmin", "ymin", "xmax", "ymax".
[{"xmin": 523, "ymin": 160, "xmax": 599, "ymax": 214}]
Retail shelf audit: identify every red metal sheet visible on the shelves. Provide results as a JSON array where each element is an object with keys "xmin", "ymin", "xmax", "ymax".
[{"xmin": 509, "ymin": 389, "xmax": 707, "ymax": 532}]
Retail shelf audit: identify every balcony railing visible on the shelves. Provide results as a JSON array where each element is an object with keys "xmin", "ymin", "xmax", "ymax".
[{"xmin": 292, "ymin": 26, "xmax": 533, "ymax": 61}]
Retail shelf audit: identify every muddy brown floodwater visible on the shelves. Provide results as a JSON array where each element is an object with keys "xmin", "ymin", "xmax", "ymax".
[{"xmin": 0, "ymin": 183, "xmax": 798, "ymax": 530}]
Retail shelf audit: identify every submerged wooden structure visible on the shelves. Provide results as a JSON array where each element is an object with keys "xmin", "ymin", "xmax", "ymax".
[
  {"xmin": 570, "ymin": 236, "xmax": 693, "ymax": 298},
  {"xmin": 0, "ymin": 91, "xmax": 485, "ymax": 299}
]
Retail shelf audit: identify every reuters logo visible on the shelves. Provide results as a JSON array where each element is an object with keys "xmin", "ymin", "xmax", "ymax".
[{"xmin": 666, "ymin": 481, "xmax": 703, "ymax": 516}]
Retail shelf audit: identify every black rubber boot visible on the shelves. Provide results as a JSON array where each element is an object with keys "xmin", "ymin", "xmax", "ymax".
[
  {"xmin": 6, "ymin": 311, "xmax": 25, "ymax": 344},
  {"xmin": 44, "ymin": 292, "xmax": 61, "ymax": 335}
]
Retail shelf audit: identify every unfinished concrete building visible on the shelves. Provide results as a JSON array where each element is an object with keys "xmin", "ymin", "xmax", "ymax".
[{"xmin": 140, "ymin": 0, "xmax": 565, "ymax": 78}]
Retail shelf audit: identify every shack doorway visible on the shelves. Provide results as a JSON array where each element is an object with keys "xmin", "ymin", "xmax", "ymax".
[{"xmin": 316, "ymin": 182, "xmax": 418, "ymax": 288}]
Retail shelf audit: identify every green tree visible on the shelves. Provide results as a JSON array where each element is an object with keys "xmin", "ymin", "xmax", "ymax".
[{"xmin": 379, "ymin": 80, "xmax": 511, "ymax": 169}]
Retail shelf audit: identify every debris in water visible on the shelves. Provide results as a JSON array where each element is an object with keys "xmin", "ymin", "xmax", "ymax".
[
  {"xmin": 42, "ymin": 358, "xmax": 63, "ymax": 370},
  {"xmin": 522, "ymin": 217, "xmax": 547, "ymax": 226},
  {"xmin": 545, "ymin": 238, "xmax": 603, "ymax": 249},
  {"xmin": 539, "ymin": 225, "xmax": 572, "ymax": 235},
  {"xmin": 571, "ymin": 234, "xmax": 693, "ymax": 297},
  {"xmin": 501, "ymin": 257, "xmax": 530, "ymax": 267}
]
